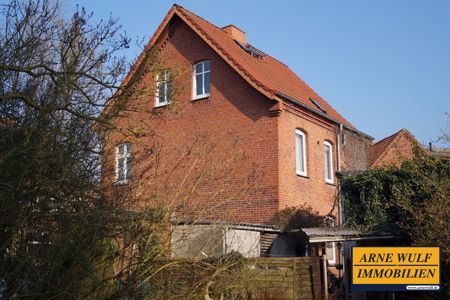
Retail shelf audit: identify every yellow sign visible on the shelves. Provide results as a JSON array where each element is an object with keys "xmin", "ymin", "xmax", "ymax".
[{"xmin": 352, "ymin": 247, "xmax": 440, "ymax": 286}]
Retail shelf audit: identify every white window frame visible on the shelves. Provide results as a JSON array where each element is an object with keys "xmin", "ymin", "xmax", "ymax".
[
  {"xmin": 326, "ymin": 242, "xmax": 336, "ymax": 265},
  {"xmin": 155, "ymin": 69, "xmax": 171, "ymax": 107},
  {"xmin": 116, "ymin": 143, "xmax": 132, "ymax": 184},
  {"xmin": 192, "ymin": 61, "xmax": 211, "ymax": 100},
  {"xmin": 324, "ymin": 141, "xmax": 334, "ymax": 184},
  {"xmin": 295, "ymin": 129, "xmax": 307, "ymax": 177}
]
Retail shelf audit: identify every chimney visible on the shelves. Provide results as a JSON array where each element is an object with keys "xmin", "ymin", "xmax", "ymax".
[{"xmin": 221, "ymin": 25, "xmax": 246, "ymax": 44}]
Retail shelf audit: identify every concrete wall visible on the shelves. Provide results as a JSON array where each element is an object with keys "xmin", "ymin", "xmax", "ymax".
[
  {"xmin": 171, "ymin": 225, "xmax": 260, "ymax": 258},
  {"xmin": 171, "ymin": 225, "xmax": 224, "ymax": 258},
  {"xmin": 225, "ymin": 228, "xmax": 260, "ymax": 258}
]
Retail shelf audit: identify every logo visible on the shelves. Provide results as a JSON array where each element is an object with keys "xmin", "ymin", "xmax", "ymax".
[{"xmin": 352, "ymin": 247, "xmax": 440, "ymax": 291}]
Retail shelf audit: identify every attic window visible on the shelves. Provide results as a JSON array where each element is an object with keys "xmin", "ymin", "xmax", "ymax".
[
  {"xmin": 235, "ymin": 40, "xmax": 266, "ymax": 59},
  {"xmin": 310, "ymin": 98, "xmax": 327, "ymax": 114}
]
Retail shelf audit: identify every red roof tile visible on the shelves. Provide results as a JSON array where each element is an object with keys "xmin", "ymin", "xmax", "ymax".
[
  {"xmin": 119, "ymin": 4, "xmax": 354, "ymax": 127},
  {"xmin": 368, "ymin": 130, "xmax": 402, "ymax": 167},
  {"xmin": 368, "ymin": 129, "xmax": 427, "ymax": 167}
]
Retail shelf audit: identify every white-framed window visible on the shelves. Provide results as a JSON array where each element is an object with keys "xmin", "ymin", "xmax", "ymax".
[
  {"xmin": 324, "ymin": 141, "xmax": 334, "ymax": 183},
  {"xmin": 193, "ymin": 61, "xmax": 211, "ymax": 99},
  {"xmin": 295, "ymin": 129, "xmax": 307, "ymax": 176},
  {"xmin": 116, "ymin": 143, "xmax": 132, "ymax": 183},
  {"xmin": 155, "ymin": 69, "xmax": 172, "ymax": 107},
  {"xmin": 325, "ymin": 242, "xmax": 336, "ymax": 264}
]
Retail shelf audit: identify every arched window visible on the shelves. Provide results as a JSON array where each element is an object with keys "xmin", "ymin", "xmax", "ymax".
[
  {"xmin": 116, "ymin": 143, "xmax": 132, "ymax": 183},
  {"xmin": 193, "ymin": 61, "xmax": 211, "ymax": 99},
  {"xmin": 295, "ymin": 129, "xmax": 307, "ymax": 176},
  {"xmin": 324, "ymin": 141, "xmax": 334, "ymax": 183}
]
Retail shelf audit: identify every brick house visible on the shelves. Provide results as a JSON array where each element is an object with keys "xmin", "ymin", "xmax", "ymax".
[
  {"xmin": 368, "ymin": 128, "xmax": 427, "ymax": 168},
  {"xmin": 101, "ymin": 4, "xmax": 372, "ymax": 233}
]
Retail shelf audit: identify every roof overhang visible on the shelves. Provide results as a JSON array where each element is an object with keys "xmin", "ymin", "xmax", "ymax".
[{"xmin": 276, "ymin": 92, "xmax": 374, "ymax": 140}]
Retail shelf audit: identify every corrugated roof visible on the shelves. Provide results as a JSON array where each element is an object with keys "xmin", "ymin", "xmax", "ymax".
[
  {"xmin": 302, "ymin": 227, "xmax": 361, "ymax": 237},
  {"xmin": 176, "ymin": 220, "xmax": 280, "ymax": 232},
  {"xmin": 117, "ymin": 4, "xmax": 354, "ymax": 128},
  {"xmin": 301, "ymin": 227, "xmax": 398, "ymax": 243}
]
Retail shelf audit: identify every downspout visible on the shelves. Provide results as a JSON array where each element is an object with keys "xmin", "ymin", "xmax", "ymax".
[
  {"xmin": 336, "ymin": 124, "xmax": 343, "ymax": 225},
  {"xmin": 337, "ymin": 124, "xmax": 345, "ymax": 289}
]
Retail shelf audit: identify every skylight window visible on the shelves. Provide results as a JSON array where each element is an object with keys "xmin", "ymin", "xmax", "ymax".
[
  {"xmin": 235, "ymin": 40, "xmax": 266, "ymax": 59},
  {"xmin": 310, "ymin": 98, "xmax": 327, "ymax": 114}
]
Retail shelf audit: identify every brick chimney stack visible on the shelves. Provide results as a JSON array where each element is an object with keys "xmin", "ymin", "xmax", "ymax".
[{"xmin": 221, "ymin": 25, "xmax": 246, "ymax": 44}]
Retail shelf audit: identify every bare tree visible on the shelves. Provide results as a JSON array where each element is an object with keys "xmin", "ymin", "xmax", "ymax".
[
  {"xmin": 0, "ymin": 0, "xmax": 131, "ymax": 297},
  {"xmin": 0, "ymin": 1, "xmax": 259, "ymax": 299}
]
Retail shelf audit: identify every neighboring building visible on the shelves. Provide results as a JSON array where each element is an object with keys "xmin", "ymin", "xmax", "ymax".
[
  {"xmin": 368, "ymin": 128, "xmax": 427, "ymax": 168},
  {"xmin": 428, "ymin": 143, "xmax": 450, "ymax": 158},
  {"xmin": 101, "ymin": 5, "xmax": 372, "ymax": 227}
]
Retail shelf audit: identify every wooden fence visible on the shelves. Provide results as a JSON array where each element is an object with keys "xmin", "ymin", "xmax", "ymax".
[{"xmin": 250, "ymin": 257, "xmax": 323, "ymax": 300}]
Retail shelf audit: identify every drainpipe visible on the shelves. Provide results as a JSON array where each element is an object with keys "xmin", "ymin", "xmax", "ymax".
[
  {"xmin": 336, "ymin": 124, "xmax": 343, "ymax": 225},
  {"xmin": 336, "ymin": 124, "xmax": 345, "ymax": 291},
  {"xmin": 337, "ymin": 124, "xmax": 343, "ymax": 172}
]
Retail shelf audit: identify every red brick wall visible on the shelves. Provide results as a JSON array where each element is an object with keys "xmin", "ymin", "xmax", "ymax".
[
  {"xmin": 278, "ymin": 102, "xmax": 338, "ymax": 219},
  {"xmin": 102, "ymin": 19, "xmax": 279, "ymax": 223},
  {"xmin": 103, "ymin": 18, "xmax": 347, "ymax": 224},
  {"xmin": 372, "ymin": 135, "xmax": 417, "ymax": 168},
  {"xmin": 340, "ymin": 128, "xmax": 372, "ymax": 171}
]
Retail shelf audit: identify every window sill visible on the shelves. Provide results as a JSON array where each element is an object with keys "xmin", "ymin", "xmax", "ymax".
[
  {"xmin": 114, "ymin": 180, "xmax": 130, "ymax": 186},
  {"xmin": 325, "ymin": 181, "xmax": 336, "ymax": 186},
  {"xmin": 154, "ymin": 102, "xmax": 170, "ymax": 108},
  {"xmin": 296, "ymin": 174, "xmax": 309, "ymax": 179},
  {"xmin": 192, "ymin": 94, "xmax": 210, "ymax": 101}
]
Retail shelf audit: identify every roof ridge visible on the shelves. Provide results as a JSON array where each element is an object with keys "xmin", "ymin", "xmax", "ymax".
[
  {"xmin": 107, "ymin": 4, "xmax": 357, "ymax": 129},
  {"xmin": 373, "ymin": 128, "xmax": 405, "ymax": 146},
  {"xmin": 368, "ymin": 130, "xmax": 401, "ymax": 166},
  {"xmin": 369, "ymin": 128, "xmax": 427, "ymax": 167},
  {"xmin": 177, "ymin": 5, "xmax": 296, "ymax": 71},
  {"xmin": 372, "ymin": 130, "xmax": 404, "ymax": 166},
  {"xmin": 176, "ymin": 5, "xmax": 295, "ymax": 71},
  {"xmin": 398, "ymin": 129, "xmax": 428, "ymax": 154},
  {"xmin": 172, "ymin": 5, "xmax": 355, "ymax": 127}
]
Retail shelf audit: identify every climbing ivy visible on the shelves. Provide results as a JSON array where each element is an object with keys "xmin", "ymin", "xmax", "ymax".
[
  {"xmin": 341, "ymin": 156, "xmax": 450, "ymax": 294},
  {"xmin": 341, "ymin": 156, "xmax": 449, "ymax": 234}
]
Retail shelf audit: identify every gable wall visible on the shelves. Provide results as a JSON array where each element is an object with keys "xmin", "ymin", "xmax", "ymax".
[
  {"xmin": 102, "ymin": 20, "xmax": 279, "ymax": 223},
  {"xmin": 372, "ymin": 135, "xmax": 417, "ymax": 168}
]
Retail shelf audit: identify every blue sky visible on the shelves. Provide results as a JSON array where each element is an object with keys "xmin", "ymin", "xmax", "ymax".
[{"xmin": 70, "ymin": 1, "xmax": 449, "ymax": 144}]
